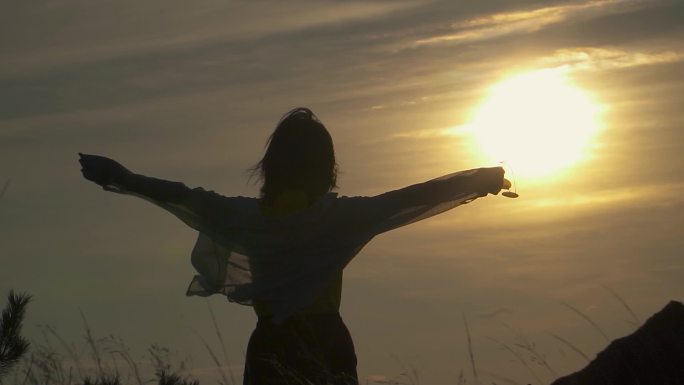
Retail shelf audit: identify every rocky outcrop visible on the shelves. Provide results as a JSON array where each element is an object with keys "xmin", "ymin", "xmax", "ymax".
[{"xmin": 551, "ymin": 300, "xmax": 684, "ymax": 385}]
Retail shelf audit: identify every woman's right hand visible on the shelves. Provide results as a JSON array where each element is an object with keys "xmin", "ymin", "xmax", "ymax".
[{"xmin": 78, "ymin": 153, "xmax": 131, "ymax": 188}]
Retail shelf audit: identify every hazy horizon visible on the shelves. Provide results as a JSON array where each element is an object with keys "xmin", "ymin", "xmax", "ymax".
[{"xmin": 2, "ymin": 1, "xmax": 683, "ymax": 383}]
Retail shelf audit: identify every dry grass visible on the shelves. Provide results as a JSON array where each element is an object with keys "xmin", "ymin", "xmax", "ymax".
[
  {"xmin": 0, "ymin": 300, "xmax": 200, "ymax": 385},
  {"xmin": 1, "ymin": 286, "xmax": 645, "ymax": 385}
]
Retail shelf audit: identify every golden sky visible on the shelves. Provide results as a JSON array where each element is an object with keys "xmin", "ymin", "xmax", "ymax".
[{"xmin": 1, "ymin": 1, "xmax": 683, "ymax": 383}]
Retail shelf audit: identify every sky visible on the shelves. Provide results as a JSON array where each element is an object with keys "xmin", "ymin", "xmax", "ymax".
[{"xmin": 1, "ymin": 0, "xmax": 683, "ymax": 384}]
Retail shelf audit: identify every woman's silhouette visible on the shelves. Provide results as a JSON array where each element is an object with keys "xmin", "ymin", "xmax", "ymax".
[{"xmin": 79, "ymin": 107, "xmax": 507, "ymax": 385}]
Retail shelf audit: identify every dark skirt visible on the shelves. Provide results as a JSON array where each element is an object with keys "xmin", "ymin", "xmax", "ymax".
[{"xmin": 243, "ymin": 312, "xmax": 358, "ymax": 385}]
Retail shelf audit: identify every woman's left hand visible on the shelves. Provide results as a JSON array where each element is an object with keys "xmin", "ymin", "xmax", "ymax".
[{"xmin": 471, "ymin": 167, "xmax": 506, "ymax": 196}]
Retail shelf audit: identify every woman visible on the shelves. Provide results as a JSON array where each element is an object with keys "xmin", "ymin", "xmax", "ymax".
[{"xmin": 79, "ymin": 107, "xmax": 507, "ymax": 385}]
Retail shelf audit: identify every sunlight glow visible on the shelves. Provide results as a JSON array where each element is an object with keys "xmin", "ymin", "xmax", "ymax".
[{"xmin": 470, "ymin": 69, "xmax": 602, "ymax": 178}]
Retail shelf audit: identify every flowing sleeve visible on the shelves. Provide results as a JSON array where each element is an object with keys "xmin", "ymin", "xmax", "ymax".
[
  {"xmin": 337, "ymin": 167, "xmax": 501, "ymax": 236},
  {"xmin": 103, "ymin": 173, "xmax": 241, "ymax": 234},
  {"xmin": 103, "ymin": 173, "xmax": 255, "ymax": 298}
]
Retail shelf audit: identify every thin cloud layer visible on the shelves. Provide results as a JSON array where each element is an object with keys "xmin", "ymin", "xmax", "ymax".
[
  {"xmin": 406, "ymin": 0, "xmax": 655, "ymax": 48},
  {"xmin": 0, "ymin": 1, "xmax": 420, "ymax": 75},
  {"xmin": 537, "ymin": 47, "xmax": 684, "ymax": 71}
]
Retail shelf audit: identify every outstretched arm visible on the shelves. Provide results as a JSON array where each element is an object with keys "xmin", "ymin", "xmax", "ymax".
[
  {"xmin": 338, "ymin": 167, "xmax": 507, "ymax": 236},
  {"xmin": 78, "ymin": 153, "xmax": 234, "ymax": 232},
  {"xmin": 79, "ymin": 152, "xmax": 199, "ymax": 201},
  {"xmin": 375, "ymin": 166, "xmax": 505, "ymax": 204}
]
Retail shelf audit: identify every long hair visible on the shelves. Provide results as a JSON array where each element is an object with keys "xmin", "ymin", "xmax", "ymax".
[{"xmin": 252, "ymin": 108, "xmax": 338, "ymax": 205}]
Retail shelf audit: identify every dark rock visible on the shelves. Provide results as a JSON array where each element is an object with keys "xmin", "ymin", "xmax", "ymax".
[{"xmin": 551, "ymin": 300, "xmax": 684, "ymax": 385}]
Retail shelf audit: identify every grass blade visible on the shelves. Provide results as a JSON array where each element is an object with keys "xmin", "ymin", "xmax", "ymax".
[
  {"xmin": 462, "ymin": 312, "xmax": 478, "ymax": 383},
  {"xmin": 601, "ymin": 285, "xmax": 640, "ymax": 326},
  {"xmin": 549, "ymin": 333, "xmax": 590, "ymax": 362},
  {"xmin": 561, "ymin": 302, "xmax": 610, "ymax": 342}
]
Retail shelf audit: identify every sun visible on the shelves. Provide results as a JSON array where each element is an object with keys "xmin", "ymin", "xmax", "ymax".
[{"xmin": 470, "ymin": 69, "xmax": 602, "ymax": 178}]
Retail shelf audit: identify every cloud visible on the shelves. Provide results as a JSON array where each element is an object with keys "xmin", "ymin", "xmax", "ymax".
[
  {"xmin": 518, "ymin": 181, "xmax": 684, "ymax": 211},
  {"xmin": 536, "ymin": 47, "xmax": 684, "ymax": 72},
  {"xmin": 0, "ymin": 1, "xmax": 419, "ymax": 76},
  {"xmin": 404, "ymin": 0, "xmax": 657, "ymax": 49}
]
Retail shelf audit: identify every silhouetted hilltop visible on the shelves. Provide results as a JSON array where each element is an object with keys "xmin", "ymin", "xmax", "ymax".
[{"xmin": 551, "ymin": 300, "xmax": 684, "ymax": 385}]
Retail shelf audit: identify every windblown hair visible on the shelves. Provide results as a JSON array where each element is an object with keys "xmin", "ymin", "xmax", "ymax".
[{"xmin": 253, "ymin": 108, "xmax": 338, "ymax": 205}]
